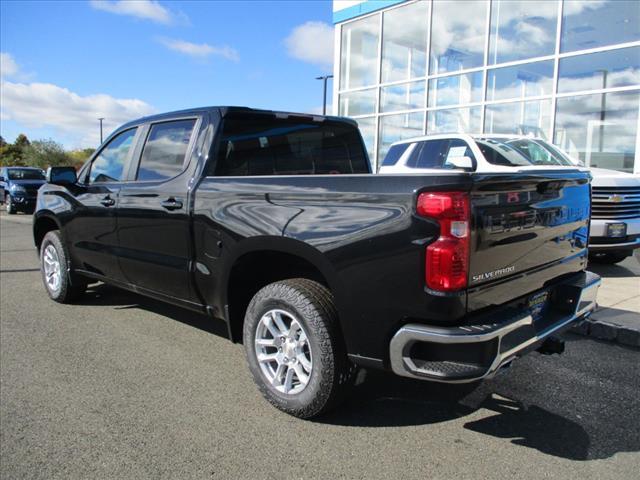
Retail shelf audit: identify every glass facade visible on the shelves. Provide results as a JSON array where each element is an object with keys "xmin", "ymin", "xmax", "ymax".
[{"xmin": 335, "ymin": 0, "xmax": 640, "ymax": 173}]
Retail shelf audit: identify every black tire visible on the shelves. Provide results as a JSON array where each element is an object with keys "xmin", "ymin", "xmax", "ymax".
[
  {"xmin": 6, "ymin": 194, "xmax": 16, "ymax": 214},
  {"xmin": 589, "ymin": 251, "xmax": 630, "ymax": 265},
  {"xmin": 40, "ymin": 230, "xmax": 87, "ymax": 303},
  {"xmin": 243, "ymin": 278, "xmax": 356, "ymax": 418}
]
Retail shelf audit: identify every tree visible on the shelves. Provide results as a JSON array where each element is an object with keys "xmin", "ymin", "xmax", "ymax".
[
  {"xmin": 22, "ymin": 139, "xmax": 71, "ymax": 169},
  {"xmin": 14, "ymin": 133, "xmax": 30, "ymax": 148},
  {"xmin": 0, "ymin": 134, "xmax": 30, "ymax": 166}
]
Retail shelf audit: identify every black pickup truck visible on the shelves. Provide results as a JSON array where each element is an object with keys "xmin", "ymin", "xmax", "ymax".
[{"xmin": 34, "ymin": 107, "xmax": 600, "ymax": 418}]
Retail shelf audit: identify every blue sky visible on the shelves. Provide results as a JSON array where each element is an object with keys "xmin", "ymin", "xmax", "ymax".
[{"xmin": 0, "ymin": 0, "xmax": 335, "ymax": 148}]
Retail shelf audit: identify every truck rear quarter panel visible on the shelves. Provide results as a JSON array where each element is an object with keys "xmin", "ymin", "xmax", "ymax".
[{"xmin": 192, "ymin": 174, "xmax": 472, "ymax": 362}]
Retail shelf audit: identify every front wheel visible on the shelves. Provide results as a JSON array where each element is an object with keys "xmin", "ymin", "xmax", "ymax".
[
  {"xmin": 40, "ymin": 230, "xmax": 87, "ymax": 303},
  {"xmin": 6, "ymin": 194, "xmax": 16, "ymax": 214},
  {"xmin": 243, "ymin": 279, "xmax": 355, "ymax": 418}
]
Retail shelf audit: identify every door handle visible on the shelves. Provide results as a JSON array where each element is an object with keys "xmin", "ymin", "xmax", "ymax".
[
  {"xmin": 161, "ymin": 197, "xmax": 183, "ymax": 211},
  {"xmin": 100, "ymin": 196, "xmax": 115, "ymax": 207}
]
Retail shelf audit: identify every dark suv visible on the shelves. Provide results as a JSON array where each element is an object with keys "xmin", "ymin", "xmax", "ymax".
[{"xmin": 0, "ymin": 167, "xmax": 46, "ymax": 214}]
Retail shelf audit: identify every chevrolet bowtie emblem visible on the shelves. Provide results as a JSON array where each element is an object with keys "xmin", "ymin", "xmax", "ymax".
[{"xmin": 608, "ymin": 195, "xmax": 625, "ymax": 203}]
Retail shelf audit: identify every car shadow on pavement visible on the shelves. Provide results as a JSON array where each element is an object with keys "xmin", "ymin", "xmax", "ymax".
[
  {"xmin": 78, "ymin": 283, "xmax": 229, "ymax": 339},
  {"xmin": 588, "ymin": 262, "xmax": 638, "ymax": 278},
  {"xmin": 318, "ymin": 364, "xmax": 638, "ymax": 461}
]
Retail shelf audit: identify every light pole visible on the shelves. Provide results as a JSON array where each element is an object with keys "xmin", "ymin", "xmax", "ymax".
[
  {"xmin": 315, "ymin": 75, "xmax": 333, "ymax": 115},
  {"xmin": 98, "ymin": 117, "xmax": 105, "ymax": 144}
]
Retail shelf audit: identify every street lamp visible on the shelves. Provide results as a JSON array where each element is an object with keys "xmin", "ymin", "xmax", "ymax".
[
  {"xmin": 315, "ymin": 75, "xmax": 333, "ymax": 115},
  {"xmin": 98, "ymin": 117, "xmax": 105, "ymax": 144}
]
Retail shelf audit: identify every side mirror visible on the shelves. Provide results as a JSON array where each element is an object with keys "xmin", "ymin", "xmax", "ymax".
[
  {"xmin": 446, "ymin": 156, "xmax": 474, "ymax": 170},
  {"xmin": 47, "ymin": 166, "xmax": 77, "ymax": 186},
  {"xmin": 0, "ymin": 176, "xmax": 4, "ymax": 182}
]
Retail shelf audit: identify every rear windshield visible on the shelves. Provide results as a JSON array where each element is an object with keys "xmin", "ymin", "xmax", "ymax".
[
  {"xmin": 7, "ymin": 169, "xmax": 45, "ymax": 180},
  {"xmin": 475, "ymin": 138, "xmax": 574, "ymax": 167},
  {"xmin": 213, "ymin": 115, "xmax": 370, "ymax": 176}
]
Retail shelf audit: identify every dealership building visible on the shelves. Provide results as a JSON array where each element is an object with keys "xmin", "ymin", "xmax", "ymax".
[{"xmin": 331, "ymin": 0, "xmax": 640, "ymax": 173}]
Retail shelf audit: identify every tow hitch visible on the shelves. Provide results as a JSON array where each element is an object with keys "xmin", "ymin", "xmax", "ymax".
[{"xmin": 537, "ymin": 336, "xmax": 565, "ymax": 355}]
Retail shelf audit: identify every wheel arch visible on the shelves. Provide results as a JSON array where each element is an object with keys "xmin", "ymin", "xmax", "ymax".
[
  {"xmin": 33, "ymin": 212, "xmax": 62, "ymax": 252},
  {"xmin": 222, "ymin": 236, "xmax": 344, "ymax": 343}
]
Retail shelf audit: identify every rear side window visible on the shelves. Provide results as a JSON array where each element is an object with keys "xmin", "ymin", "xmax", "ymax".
[
  {"xmin": 137, "ymin": 119, "xmax": 196, "ymax": 181},
  {"xmin": 409, "ymin": 139, "xmax": 475, "ymax": 169},
  {"xmin": 89, "ymin": 128, "xmax": 137, "ymax": 183},
  {"xmin": 381, "ymin": 143, "xmax": 411, "ymax": 168},
  {"xmin": 213, "ymin": 115, "xmax": 369, "ymax": 176}
]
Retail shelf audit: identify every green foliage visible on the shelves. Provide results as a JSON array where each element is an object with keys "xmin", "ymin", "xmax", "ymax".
[
  {"xmin": 0, "ymin": 133, "xmax": 30, "ymax": 166},
  {"xmin": 23, "ymin": 139, "xmax": 71, "ymax": 169},
  {"xmin": 0, "ymin": 134, "xmax": 93, "ymax": 169}
]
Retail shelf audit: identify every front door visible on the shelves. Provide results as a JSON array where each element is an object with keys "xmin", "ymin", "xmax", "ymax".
[
  {"xmin": 65, "ymin": 127, "xmax": 139, "ymax": 281},
  {"xmin": 116, "ymin": 118, "xmax": 200, "ymax": 303}
]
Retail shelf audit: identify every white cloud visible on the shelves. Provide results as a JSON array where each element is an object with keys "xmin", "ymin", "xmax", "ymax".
[
  {"xmin": 0, "ymin": 81, "xmax": 155, "ymax": 147},
  {"xmin": 157, "ymin": 37, "xmax": 239, "ymax": 61},
  {"xmin": 285, "ymin": 21, "xmax": 334, "ymax": 70},
  {"xmin": 89, "ymin": 0, "xmax": 184, "ymax": 25},
  {"xmin": 0, "ymin": 52, "xmax": 19, "ymax": 78}
]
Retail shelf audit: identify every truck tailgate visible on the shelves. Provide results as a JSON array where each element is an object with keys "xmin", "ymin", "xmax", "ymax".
[{"xmin": 467, "ymin": 170, "xmax": 591, "ymax": 312}]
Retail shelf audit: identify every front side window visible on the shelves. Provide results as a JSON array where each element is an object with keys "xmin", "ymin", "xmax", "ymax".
[
  {"xmin": 214, "ymin": 115, "xmax": 369, "ymax": 176},
  {"xmin": 137, "ymin": 119, "xmax": 196, "ymax": 181},
  {"xmin": 410, "ymin": 139, "xmax": 475, "ymax": 169},
  {"xmin": 89, "ymin": 128, "xmax": 137, "ymax": 183}
]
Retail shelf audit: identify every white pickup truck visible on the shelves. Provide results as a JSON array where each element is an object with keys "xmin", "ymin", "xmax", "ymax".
[{"xmin": 378, "ymin": 134, "xmax": 640, "ymax": 264}]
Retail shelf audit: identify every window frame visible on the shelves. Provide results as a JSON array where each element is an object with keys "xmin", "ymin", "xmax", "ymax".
[
  {"xmin": 126, "ymin": 116, "xmax": 201, "ymax": 184},
  {"xmin": 81, "ymin": 126, "xmax": 142, "ymax": 185}
]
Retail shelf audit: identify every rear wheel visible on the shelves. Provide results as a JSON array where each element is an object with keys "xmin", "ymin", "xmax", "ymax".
[
  {"xmin": 6, "ymin": 194, "xmax": 16, "ymax": 214},
  {"xmin": 243, "ymin": 278, "xmax": 355, "ymax": 418},
  {"xmin": 40, "ymin": 230, "xmax": 87, "ymax": 303},
  {"xmin": 589, "ymin": 251, "xmax": 630, "ymax": 265}
]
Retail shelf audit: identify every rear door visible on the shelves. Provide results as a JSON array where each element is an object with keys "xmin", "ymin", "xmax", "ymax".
[{"xmin": 116, "ymin": 116, "xmax": 201, "ymax": 303}]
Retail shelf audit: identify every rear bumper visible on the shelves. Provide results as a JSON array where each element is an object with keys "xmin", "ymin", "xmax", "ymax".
[{"xmin": 389, "ymin": 271, "xmax": 601, "ymax": 383}]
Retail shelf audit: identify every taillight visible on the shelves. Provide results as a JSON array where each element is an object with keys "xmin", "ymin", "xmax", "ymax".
[{"xmin": 417, "ymin": 192, "xmax": 470, "ymax": 292}]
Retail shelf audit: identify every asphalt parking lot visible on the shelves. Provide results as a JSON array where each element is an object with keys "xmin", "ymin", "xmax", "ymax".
[{"xmin": 1, "ymin": 211, "xmax": 639, "ymax": 479}]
